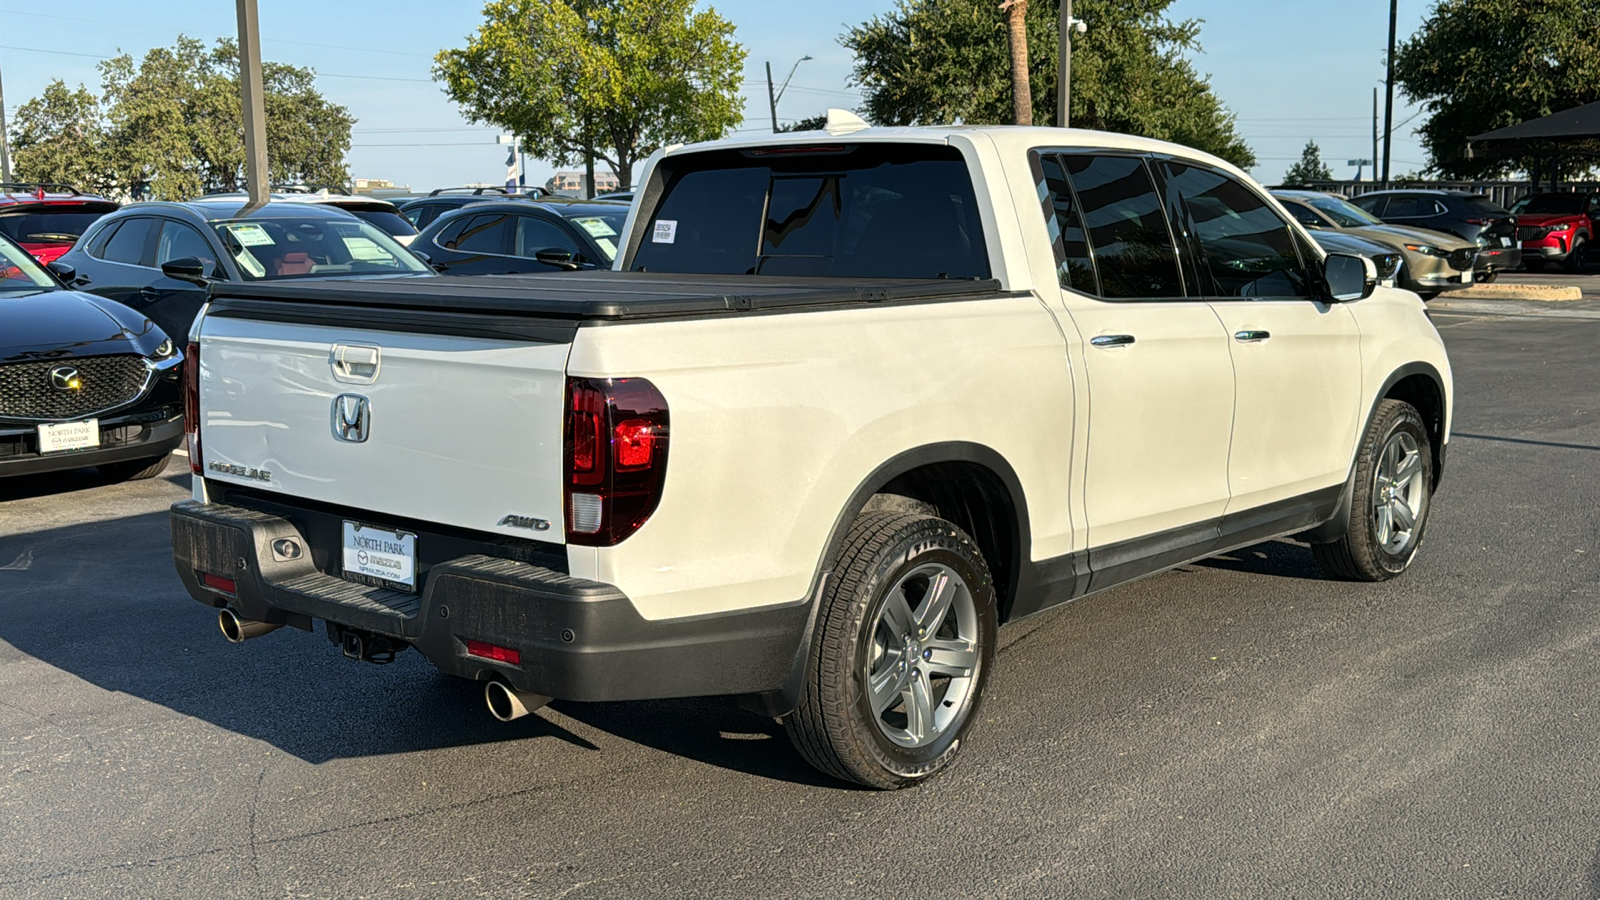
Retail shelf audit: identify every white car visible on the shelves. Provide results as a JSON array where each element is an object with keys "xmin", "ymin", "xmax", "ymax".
[{"xmin": 171, "ymin": 114, "xmax": 1452, "ymax": 789}]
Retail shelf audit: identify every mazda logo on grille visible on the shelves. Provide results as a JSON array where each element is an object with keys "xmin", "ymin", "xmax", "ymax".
[
  {"xmin": 48, "ymin": 366, "xmax": 82, "ymax": 393},
  {"xmin": 331, "ymin": 394, "xmax": 370, "ymax": 443}
]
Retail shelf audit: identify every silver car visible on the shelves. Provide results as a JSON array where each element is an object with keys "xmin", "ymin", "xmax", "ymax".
[{"xmin": 1274, "ymin": 190, "xmax": 1479, "ymax": 300}]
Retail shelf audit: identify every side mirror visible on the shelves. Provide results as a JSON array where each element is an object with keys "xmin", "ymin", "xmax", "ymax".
[
  {"xmin": 534, "ymin": 247, "xmax": 580, "ymax": 270},
  {"xmin": 160, "ymin": 257, "xmax": 210, "ymax": 287},
  {"xmin": 1322, "ymin": 252, "xmax": 1377, "ymax": 302},
  {"xmin": 45, "ymin": 261, "xmax": 76, "ymax": 284},
  {"xmin": 410, "ymin": 250, "xmax": 447, "ymax": 273}
]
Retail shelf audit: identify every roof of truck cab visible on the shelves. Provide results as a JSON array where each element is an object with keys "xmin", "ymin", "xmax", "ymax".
[{"xmin": 657, "ymin": 124, "xmax": 1251, "ymax": 183}]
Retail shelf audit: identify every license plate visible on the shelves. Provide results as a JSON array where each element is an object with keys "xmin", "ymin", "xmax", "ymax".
[
  {"xmin": 342, "ymin": 521, "xmax": 417, "ymax": 591},
  {"xmin": 1500, "ymin": 236, "xmax": 1513, "ymax": 247},
  {"xmin": 1462, "ymin": 270, "xmax": 1474, "ymax": 283},
  {"xmin": 37, "ymin": 419, "xmax": 99, "ymax": 454}
]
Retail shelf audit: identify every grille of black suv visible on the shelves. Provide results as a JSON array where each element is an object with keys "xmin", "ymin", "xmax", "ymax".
[
  {"xmin": 0, "ymin": 355, "xmax": 148, "ymax": 421},
  {"xmin": 1447, "ymin": 248, "xmax": 1476, "ymax": 271}
]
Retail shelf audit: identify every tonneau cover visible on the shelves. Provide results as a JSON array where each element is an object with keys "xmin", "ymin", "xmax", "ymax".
[{"xmin": 208, "ymin": 271, "xmax": 1004, "ymax": 321}]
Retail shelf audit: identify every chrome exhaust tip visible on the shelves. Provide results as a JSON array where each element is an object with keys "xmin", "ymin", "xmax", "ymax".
[
  {"xmin": 484, "ymin": 679, "xmax": 551, "ymax": 722},
  {"xmin": 218, "ymin": 608, "xmax": 281, "ymax": 643}
]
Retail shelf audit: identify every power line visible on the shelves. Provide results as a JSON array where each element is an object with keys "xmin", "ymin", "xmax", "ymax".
[{"xmin": 0, "ymin": 7, "xmax": 433, "ymax": 58}]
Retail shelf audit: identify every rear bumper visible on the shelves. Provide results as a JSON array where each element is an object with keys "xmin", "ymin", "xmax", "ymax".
[
  {"xmin": 169, "ymin": 499, "xmax": 809, "ymax": 702},
  {"xmin": 1474, "ymin": 246, "xmax": 1521, "ymax": 272}
]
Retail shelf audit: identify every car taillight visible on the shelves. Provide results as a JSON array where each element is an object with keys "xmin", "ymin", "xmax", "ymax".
[
  {"xmin": 184, "ymin": 341, "xmax": 201, "ymax": 474},
  {"xmin": 1464, "ymin": 218, "xmax": 1486, "ymax": 225},
  {"xmin": 563, "ymin": 376, "xmax": 669, "ymax": 546}
]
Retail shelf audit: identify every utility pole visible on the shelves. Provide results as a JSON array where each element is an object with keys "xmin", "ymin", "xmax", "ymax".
[
  {"xmin": 1382, "ymin": 0, "xmax": 1397, "ymax": 188},
  {"xmin": 236, "ymin": 0, "xmax": 268, "ymax": 205},
  {"xmin": 1057, "ymin": 0, "xmax": 1086, "ymax": 127},
  {"xmin": 766, "ymin": 56, "xmax": 813, "ymax": 133},
  {"xmin": 0, "ymin": 51, "xmax": 12, "ymax": 183},
  {"xmin": 1372, "ymin": 87, "xmax": 1379, "ymax": 187}
]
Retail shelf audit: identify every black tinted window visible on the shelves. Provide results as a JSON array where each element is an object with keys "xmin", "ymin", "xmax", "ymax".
[
  {"xmin": 514, "ymin": 216, "xmax": 579, "ymax": 257},
  {"xmin": 1384, "ymin": 196, "xmax": 1436, "ymax": 218},
  {"xmin": 1462, "ymin": 196, "xmax": 1508, "ymax": 216},
  {"xmin": 101, "ymin": 217, "xmax": 155, "ymax": 265},
  {"xmin": 1061, "ymin": 154, "xmax": 1182, "ymax": 298},
  {"xmin": 157, "ymin": 221, "xmax": 216, "ymax": 268},
  {"xmin": 1037, "ymin": 153, "xmax": 1095, "ymax": 293},
  {"xmin": 630, "ymin": 145, "xmax": 989, "ymax": 279},
  {"xmin": 1351, "ymin": 195, "xmax": 1385, "ymax": 215},
  {"xmin": 353, "ymin": 210, "xmax": 418, "ymax": 238},
  {"xmin": 450, "ymin": 214, "xmax": 509, "ymax": 254},
  {"xmin": 0, "ymin": 210, "xmax": 107, "ymax": 245},
  {"xmin": 1283, "ymin": 202, "xmax": 1325, "ymax": 227},
  {"xmin": 1163, "ymin": 163, "xmax": 1311, "ymax": 299}
]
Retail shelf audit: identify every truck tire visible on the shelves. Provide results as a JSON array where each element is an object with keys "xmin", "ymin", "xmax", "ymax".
[
  {"xmin": 785, "ymin": 511, "xmax": 997, "ymax": 789},
  {"xmin": 98, "ymin": 454, "xmax": 172, "ymax": 483},
  {"xmin": 1311, "ymin": 399, "xmax": 1434, "ymax": 581}
]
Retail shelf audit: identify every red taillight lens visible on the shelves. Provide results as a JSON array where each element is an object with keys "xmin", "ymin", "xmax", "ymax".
[
  {"xmin": 183, "ymin": 341, "xmax": 201, "ymax": 475},
  {"xmin": 466, "ymin": 640, "xmax": 522, "ymax": 665},
  {"xmin": 563, "ymin": 377, "xmax": 670, "ymax": 546},
  {"xmin": 201, "ymin": 573, "xmax": 236, "ymax": 594}
]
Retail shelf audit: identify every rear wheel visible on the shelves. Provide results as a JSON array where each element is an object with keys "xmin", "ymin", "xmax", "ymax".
[
  {"xmin": 1311, "ymin": 400, "xmax": 1433, "ymax": 581},
  {"xmin": 785, "ymin": 511, "xmax": 997, "ymax": 789},
  {"xmin": 1479, "ymin": 269, "xmax": 1499, "ymax": 283},
  {"xmin": 98, "ymin": 454, "xmax": 172, "ymax": 483}
]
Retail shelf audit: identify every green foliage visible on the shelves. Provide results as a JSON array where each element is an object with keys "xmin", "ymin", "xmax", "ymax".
[
  {"xmin": 6, "ymin": 36, "xmax": 353, "ymax": 200},
  {"xmin": 436, "ymin": 0, "xmax": 747, "ymax": 190},
  {"xmin": 1282, "ymin": 140, "xmax": 1334, "ymax": 184},
  {"xmin": 779, "ymin": 114, "xmax": 831, "ymax": 133},
  {"xmin": 841, "ymin": 0, "xmax": 1255, "ymax": 169},
  {"xmin": 1393, "ymin": 0, "xmax": 1600, "ymax": 179},
  {"xmin": 10, "ymin": 81, "xmax": 109, "ymax": 192},
  {"xmin": 99, "ymin": 37, "xmax": 354, "ymax": 199}
]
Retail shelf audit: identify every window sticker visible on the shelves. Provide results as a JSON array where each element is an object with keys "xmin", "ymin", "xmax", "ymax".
[
  {"xmin": 573, "ymin": 217, "xmax": 618, "ymax": 239},
  {"xmin": 652, "ymin": 219, "xmax": 677, "ymax": 244},
  {"xmin": 342, "ymin": 236, "xmax": 388, "ymax": 260},
  {"xmin": 225, "ymin": 223, "xmax": 275, "ymax": 247},
  {"xmin": 595, "ymin": 237, "xmax": 617, "ymax": 258}
]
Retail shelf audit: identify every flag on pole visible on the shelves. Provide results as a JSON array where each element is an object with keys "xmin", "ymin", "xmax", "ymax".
[{"xmin": 505, "ymin": 145, "xmax": 518, "ymax": 190}]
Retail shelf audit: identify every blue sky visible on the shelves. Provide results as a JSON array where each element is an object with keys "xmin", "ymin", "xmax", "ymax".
[{"xmin": 0, "ymin": 1, "xmax": 1436, "ymax": 190}]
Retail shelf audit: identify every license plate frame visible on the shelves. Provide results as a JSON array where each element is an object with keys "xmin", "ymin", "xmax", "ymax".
[
  {"xmin": 341, "ymin": 520, "xmax": 418, "ymax": 593},
  {"xmin": 37, "ymin": 419, "xmax": 99, "ymax": 454},
  {"xmin": 1500, "ymin": 236, "xmax": 1513, "ymax": 247}
]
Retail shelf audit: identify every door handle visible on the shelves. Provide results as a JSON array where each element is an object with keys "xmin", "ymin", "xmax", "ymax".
[
  {"xmin": 1233, "ymin": 330, "xmax": 1271, "ymax": 343},
  {"xmin": 137, "ymin": 286, "xmax": 160, "ymax": 298},
  {"xmin": 1090, "ymin": 334, "xmax": 1136, "ymax": 348}
]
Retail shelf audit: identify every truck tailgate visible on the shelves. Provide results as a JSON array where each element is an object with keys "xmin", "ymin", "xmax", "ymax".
[{"xmin": 196, "ymin": 314, "xmax": 569, "ymax": 542}]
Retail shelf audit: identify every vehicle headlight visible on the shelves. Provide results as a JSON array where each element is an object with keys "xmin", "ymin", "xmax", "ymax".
[
  {"xmin": 1403, "ymin": 243, "xmax": 1449, "ymax": 257},
  {"xmin": 150, "ymin": 339, "xmax": 176, "ymax": 360}
]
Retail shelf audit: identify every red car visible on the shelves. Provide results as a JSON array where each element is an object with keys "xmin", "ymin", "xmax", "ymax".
[
  {"xmin": 1511, "ymin": 191, "xmax": 1599, "ymax": 271},
  {"xmin": 0, "ymin": 183, "xmax": 120, "ymax": 265}
]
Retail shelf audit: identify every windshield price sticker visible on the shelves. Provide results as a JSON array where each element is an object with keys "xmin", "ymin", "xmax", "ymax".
[
  {"xmin": 341, "ymin": 520, "xmax": 417, "ymax": 591},
  {"xmin": 574, "ymin": 217, "xmax": 618, "ymax": 238},
  {"xmin": 225, "ymin": 224, "xmax": 275, "ymax": 247},
  {"xmin": 652, "ymin": 219, "xmax": 678, "ymax": 244},
  {"xmin": 342, "ymin": 236, "xmax": 388, "ymax": 260}
]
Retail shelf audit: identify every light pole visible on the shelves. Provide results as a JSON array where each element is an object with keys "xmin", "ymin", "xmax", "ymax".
[
  {"xmin": 236, "ymin": 0, "xmax": 268, "ymax": 205},
  {"xmin": 1057, "ymin": 1, "xmax": 1087, "ymax": 128},
  {"xmin": 1382, "ymin": 0, "xmax": 1397, "ymax": 188},
  {"xmin": 0, "ymin": 51, "xmax": 12, "ymax": 184},
  {"xmin": 767, "ymin": 55, "xmax": 813, "ymax": 133}
]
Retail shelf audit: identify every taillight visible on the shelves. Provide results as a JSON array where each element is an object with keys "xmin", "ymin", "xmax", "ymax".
[
  {"xmin": 1464, "ymin": 218, "xmax": 1485, "ymax": 225},
  {"xmin": 563, "ymin": 377, "xmax": 669, "ymax": 546},
  {"xmin": 183, "ymin": 341, "xmax": 201, "ymax": 474}
]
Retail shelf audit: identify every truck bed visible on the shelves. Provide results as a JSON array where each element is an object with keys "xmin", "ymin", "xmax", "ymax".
[{"xmin": 205, "ymin": 272, "xmax": 1006, "ymax": 341}]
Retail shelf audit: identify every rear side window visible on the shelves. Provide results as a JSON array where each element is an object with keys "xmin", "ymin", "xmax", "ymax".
[
  {"xmin": 1161, "ymin": 163, "xmax": 1312, "ymax": 299},
  {"xmin": 101, "ymin": 217, "xmax": 155, "ymax": 266},
  {"xmin": 449, "ymin": 214, "xmax": 510, "ymax": 254},
  {"xmin": 1351, "ymin": 194, "xmax": 1386, "ymax": 216},
  {"xmin": 1060, "ymin": 154, "xmax": 1183, "ymax": 299},
  {"xmin": 1035, "ymin": 153, "xmax": 1096, "ymax": 293},
  {"xmin": 1384, "ymin": 196, "xmax": 1439, "ymax": 218},
  {"xmin": 629, "ymin": 144, "xmax": 989, "ymax": 279}
]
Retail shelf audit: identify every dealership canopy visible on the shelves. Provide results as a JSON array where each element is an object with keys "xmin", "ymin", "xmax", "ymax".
[{"xmin": 1467, "ymin": 100, "xmax": 1600, "ymax": 159}]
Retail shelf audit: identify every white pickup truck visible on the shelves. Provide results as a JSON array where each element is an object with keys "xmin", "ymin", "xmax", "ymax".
[{"xmin": 172, "ymin": 117, "xmax": 1452, "ymax": 789}]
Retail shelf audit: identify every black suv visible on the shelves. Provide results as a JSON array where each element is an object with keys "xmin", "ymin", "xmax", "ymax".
[
  {"xmin": 56, "ymin": 200, "xmax": 432, "ymax": 344},
  {"xmin": 398, "ymin": 186, "xmax": 551, "ymax": 230},
  {"xmin": 410, "ymin": 199, "xmax": 630, "ymax": 274},
  {"xmin": 0, "ymin": 233, "xmax": 183, "ymax": 482},
  {"xmin": 1351, "ymin": 189, "xmax": 1521, "ymax": 277}
]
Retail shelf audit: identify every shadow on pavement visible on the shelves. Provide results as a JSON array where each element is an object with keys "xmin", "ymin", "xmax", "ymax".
[
  {"xmin": 0, "ymin": 507, "xmax": 840, "ymax": 785},
  {"xmin": 1191, "ymin": 539, "xmax": 1327, "ymax": 580}
]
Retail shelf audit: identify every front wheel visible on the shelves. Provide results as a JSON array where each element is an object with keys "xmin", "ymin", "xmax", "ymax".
[
  {"xmin": 1311, "ymin": 399, "xmax": 1434, "ymax": 581},
  {"xmin": 785, "ymin": 511, "xmax": 997, "ymax": 789},
  {"xmin": 1565, "ymin": 237, "xmax": 1588, "ymax": 272}
]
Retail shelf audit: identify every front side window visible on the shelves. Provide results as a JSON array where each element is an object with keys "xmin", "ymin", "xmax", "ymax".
[
  {"xmin": 1162, "ymin": 163, "xmax": 1312, "ymax": 299},
  {"xmin": 629, "ymin": 144, "xmax": 989, "ymax": 279},
  {"xmin": 449, "ymin": 214, "xmax": 510, "ymax": 254},
  {"xmin": 157, "ymin": 221, "xmax": 217, "ymax": 269},
  {"xmin": 514, "ymin": 215, "xmax": 580, "ymax": 259},
  {"xmin": 1060, "ymin": 154, "xmax": 1183, "ymax": 299}
]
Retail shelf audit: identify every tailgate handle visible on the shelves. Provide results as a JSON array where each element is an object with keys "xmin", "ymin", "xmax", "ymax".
[{"xmin": 330, "ymin": 344, "xmax": 381, "ymax": 384}]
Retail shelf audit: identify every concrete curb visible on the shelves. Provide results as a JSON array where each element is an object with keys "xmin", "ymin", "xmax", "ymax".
[{"xmin": 1447, "ymin": 282, "xmax": 1584, "ymax": 301}]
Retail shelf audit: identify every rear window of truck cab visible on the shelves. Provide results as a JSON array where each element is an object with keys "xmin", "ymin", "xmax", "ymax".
[{"xmin": 628, "ymin": 144, "xmax": 990, "ymax": 280}]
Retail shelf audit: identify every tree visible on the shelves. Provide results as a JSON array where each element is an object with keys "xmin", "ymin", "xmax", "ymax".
[
  {"xmin": 842, "ymin": 0, "xmax": 1255, "ymax": 169},
  {"xmin": 9, "ymin": 81, "xmax": 110, "ymax": 192},
  {"xmin": 1001, "ymin": 0, "xmax": 1032, "ymax": 125},
  {"xmin": 1393, "ymin": 0, "xmax": 1600, "ymax": 179},
  {"xmin": 436, "ymin": 0, "xmax": 746, "ymax": 191},
  {"xmin": 1282, "ymin": 139, "xmax": 1333, "ymax": 184},
  {"xmin": 98, "ymin": 37, "xmax": 354, "ymax": 199},
  {"xmin": 778, "ymin": 114, "xmax": 831, "ymax": 133}
]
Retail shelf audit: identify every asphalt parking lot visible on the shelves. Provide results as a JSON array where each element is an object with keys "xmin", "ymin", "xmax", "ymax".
[{"xmin": 3, "ymin": 298, "xmax": 1599, "ymax": 899}]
